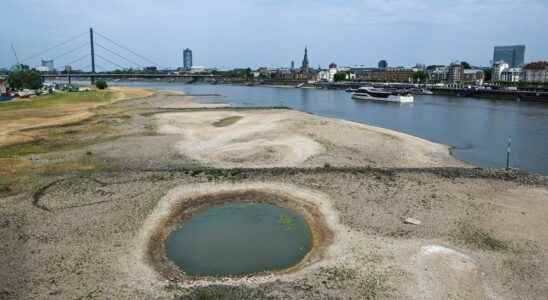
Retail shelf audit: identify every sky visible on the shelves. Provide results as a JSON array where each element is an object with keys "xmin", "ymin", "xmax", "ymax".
[{"xmin": 1, "ymin": 0, "xmax": 548, "ymax": 70}]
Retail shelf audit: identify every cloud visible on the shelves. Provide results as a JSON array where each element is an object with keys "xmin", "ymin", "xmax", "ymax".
[{"xmin": 1, "ymin": 0, "xmax": 547, "ymax": 68}]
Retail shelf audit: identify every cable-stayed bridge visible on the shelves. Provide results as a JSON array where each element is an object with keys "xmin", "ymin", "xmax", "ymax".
[{"xmin": 16, "ymin": 28, "xmax": 220, "ymax": 83}]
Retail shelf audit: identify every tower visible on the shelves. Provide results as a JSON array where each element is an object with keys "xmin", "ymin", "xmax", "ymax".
[
  {"xmin": 183, "ymin": 48, "xmax": 193, "ymax": 71},
  {"xmin": 302, "ymin": 46, "xmax": 309, "ymax": 74}
]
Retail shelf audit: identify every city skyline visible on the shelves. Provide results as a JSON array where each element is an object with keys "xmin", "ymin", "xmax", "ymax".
[{"xmin": 2, "ymin": 0, "xmax": 548, "ymax": 69}]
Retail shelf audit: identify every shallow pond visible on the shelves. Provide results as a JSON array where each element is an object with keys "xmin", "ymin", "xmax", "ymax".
[{"xmin": 165, "ymin": 202, "xmax": 312, "ymax": 277}]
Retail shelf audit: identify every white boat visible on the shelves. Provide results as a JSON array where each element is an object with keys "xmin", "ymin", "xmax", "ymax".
[{"xmin": 351, "ymin": 87, "xmax": 414, "ymax": 103}]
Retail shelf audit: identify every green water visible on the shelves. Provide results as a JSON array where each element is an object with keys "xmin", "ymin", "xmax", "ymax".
[{"xmin": 165, "ymin": 202, "xmax": 312, "ymax": 277}]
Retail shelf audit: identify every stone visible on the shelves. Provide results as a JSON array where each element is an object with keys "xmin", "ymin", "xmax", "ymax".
[{"xmin": 404, "ymin": 217, "xmax": 422, "ymax": 225}]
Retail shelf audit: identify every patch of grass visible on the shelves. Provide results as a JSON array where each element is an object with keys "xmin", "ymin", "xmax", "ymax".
[
  {"xmin": 212, "ymin": 116, "xmax": 243, "ymax": 127},
  {"xmin": 37, "ymin": 161, "xmax": 106, "ymax": 174},
  {"xmin": 0, "ymin": 140, "xmax": 49, "ymax": 158},
  {"xmin": 0, "ymin": 91, "xmax": 114, "ymax": 112},
  {"xmin": 320, "ymin": 266, "xmax": 357, "ymax": 282},
  {"xmin": 0, "ymin": 177, "xmax": 11, "ymax": 193},
  {"xmin": 454, "ymin": 222, "xmax": 510, "ymax": 251},
  {"xmin": 386, "ymin": 227, "xmax": 412, "ymax": 238},
  {"xmin": 0, "ymin": 117, "xmax": 119, "ymax": 159},
  {"xmin": 362, "ymin": 271, "xmax": 389, "ymax": 300}
]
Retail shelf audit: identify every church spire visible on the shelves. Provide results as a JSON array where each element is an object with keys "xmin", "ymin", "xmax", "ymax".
[{"xmin": 302, "ymin": 46, "xmax": 309, "ymax": 74}]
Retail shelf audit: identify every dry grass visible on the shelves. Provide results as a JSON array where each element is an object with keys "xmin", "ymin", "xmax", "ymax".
[
  {"xmin": 0, "ymin": 87, "xmax": 152, "ymax": 147},
  {"xmin": 453, "ymin": 222, "xmax": 510, "ymax": 251},
  {"xmin": 0, "ymin": 89, "xmax": 140, "ymax": 194}
]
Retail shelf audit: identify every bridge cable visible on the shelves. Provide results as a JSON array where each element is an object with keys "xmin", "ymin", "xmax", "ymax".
[
  {"xmin": 93, "ymin": 30, "xmax": 160, "ymax": 67},
  {"xmin": 95, "ymin": 42, "xmax": 144, "ymax": 68},
  {"xmin": 64, "ymin": 54, "xmax": 90, "ymax": 67},
  {"xmin": 50, "ymin": 42, "xmax": 90, "ymax": 62},
  {"xmin": 95, "ymin": 53, "xmax": 126, "ymax": 70},
  {"xmin": 74, "ymin": 65, "xmax": 91, "ymax": 72},
  {"xmin": 20, "ymin": 31, "xmax": 88, "ymax": 63}
]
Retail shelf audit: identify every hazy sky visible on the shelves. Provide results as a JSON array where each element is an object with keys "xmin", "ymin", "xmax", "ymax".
[{"xmin": 2, "ymin": 0, "xmax": 547, "ymax": 70}]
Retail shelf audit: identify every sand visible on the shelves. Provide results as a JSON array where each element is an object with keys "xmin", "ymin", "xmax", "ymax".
[{"xmin": 155, "ymin": 109, "xmax": 465, "ymax": 169}]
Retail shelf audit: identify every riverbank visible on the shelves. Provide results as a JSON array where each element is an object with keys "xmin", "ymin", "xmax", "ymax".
[{"xmin": 1, "ymin": 89, "xmax": 547, "ymax": 299}]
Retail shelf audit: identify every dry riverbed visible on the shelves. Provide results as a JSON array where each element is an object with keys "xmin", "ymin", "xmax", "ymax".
[{"xmin": 1, "ymin": 88, "xmax": 547, "ymax": 299}]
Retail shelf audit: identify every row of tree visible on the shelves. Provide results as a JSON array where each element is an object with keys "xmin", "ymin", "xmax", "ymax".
[{"xmin": 6, "ymin": 69, "xmax": 43, "ymax": 90}]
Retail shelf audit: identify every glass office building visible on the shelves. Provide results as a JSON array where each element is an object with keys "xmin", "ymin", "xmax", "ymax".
[{"xmin": 493, "ymin": 45, "xmax": 525, "ymax": 68}]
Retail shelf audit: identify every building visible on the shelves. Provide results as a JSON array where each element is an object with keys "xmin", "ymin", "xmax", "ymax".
[
  {"xmin": 462, "ymin": 69, "xmax": 485, "ymax": 84},
  {"xmin": 350, "ymin": 67, "xmax": 375, "ymax": 80},
  {"xmin": 429, "ymin": 66, "xmax": 448, "ymax": 83},
  {"xmin": 290, "ymin": 60, "xmax": 295, "ymax": 71},
  {"xmin": 183, "ymin": 48, "xmax": 193, "ymax": 71},
  {"xmin": 522, "ymin": 61, "xmax": 548, "ymax": 82},
  {"xmin": 493, "ymin": 45, "xmax": 525, "ymax": 68},
  {"xmin": 447, "ymin": 63, "xmax": 464, "ymax": 83},
  {"xmin": 189, "ymin": 66, "xmax": 206, "ymax": 73},
  {"xmin": 272, "ymin": 68, "xmax": 292, "ymax": 80},
  {"xmin": 492, "ymin": 61, "xmax": 510, "ymax": 81},
  {"xmin": 301, "ymin": 46, "xmax": 310, "ymax": 74},
  {"xmin": 500, "ymin": 68, "xmax": 522, "ymax": 82},
  {"xmin": 378, "ymin": 60, "xmax": 388, "ymax": 69},
  {"xmin": 40, "ymin": 59, "xmax": 54, "ymax": 71},
  {"xmin": 365, "ymin": 67, "xmax": 414, "ymax": 82},
  {"xmin": 327, "ymin": 63, "xmax": 338, "ymax": 82}
]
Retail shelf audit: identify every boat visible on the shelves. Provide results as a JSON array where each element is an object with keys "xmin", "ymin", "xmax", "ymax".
[{"xmin": 351, "ymin": 87, "xmax": 414, "ymax": 103}]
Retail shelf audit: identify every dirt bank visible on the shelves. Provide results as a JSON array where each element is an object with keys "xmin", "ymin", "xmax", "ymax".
[{"xmin": 1, "ymin": 89, "xmax": 547, "ymax": 299}]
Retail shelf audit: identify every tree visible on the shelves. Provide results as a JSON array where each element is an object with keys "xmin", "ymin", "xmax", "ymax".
[
  {"xmin": 95, "ymin": 80, "xmax": 108, "ymax": 90},
  {"xmin": 460, "ymin": 61, "xmax": 472, "ymax": 69},
  {"xmin": 334, "ymin": 72, "xmax": 347, "ymax": 82},
  {"xmin": 7, "ymin": 69, "xmax": 43, "ymax": 90},
  {"xmin": 483, "ymin": 69, "xmax": 492, "ymax": 82},
  {"xmin": 412, "ymin": 70, "xmax": 428, "ymax": 83}
]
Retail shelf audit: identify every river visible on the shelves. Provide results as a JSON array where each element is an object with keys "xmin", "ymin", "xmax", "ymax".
[{"xmin": 114, "ymin": 81, "xmax": 548, "ymax": 175}]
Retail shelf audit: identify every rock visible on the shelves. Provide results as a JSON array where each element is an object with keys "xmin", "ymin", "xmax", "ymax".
[{"xmin": 404, "ymin": 217, "xmax": 422, "ymax": 225}]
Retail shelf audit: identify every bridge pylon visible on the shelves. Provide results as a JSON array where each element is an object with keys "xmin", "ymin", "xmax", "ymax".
[{"xmin": 90, "ymin": 28, "xmax": 96, "ymax": 84}]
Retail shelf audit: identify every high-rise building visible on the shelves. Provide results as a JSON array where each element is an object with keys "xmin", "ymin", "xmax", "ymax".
[
  {"xmin": 291, "ymin": 60, "xmax": 295, "ymax": 70},
  {"xmin": 378, "ymin": 60, "xmax": 388, "ymax": 69},
  {"xmin": 183, "ymin": 48, "xmax": 193, "ymax": 71},
  {"xmin": 301, "ymin": 46, "xmax": 309, "ymax": 74},
  {"xmin": 41, "ymin": 59, "xmax": 54, "ymax": 71},
  {"xmin": 493, "ymin": 45, "xmax": 525, "ymax": 68}
]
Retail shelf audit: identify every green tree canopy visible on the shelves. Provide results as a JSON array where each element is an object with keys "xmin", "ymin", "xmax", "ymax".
[
  {"xmin": 95, "ymin": 80, "xmax": 108, "ymax": 90},
  {"xmin": 412, "ymin": 70, "xmax": 428, "ymax": 83},
  {"xmin": 483, "ymin": 69, "xmax": 492, "ymax": 82},
  {"xmin": 7, "ymin": 69, "xmax": 43, "ymax": 90},
  {"xmin": 460, "ymin": 61, "xmax": 472, "ymax": 69},
  {"xmin": 334, "ymin": 72, "xmax": 347, "ymax": 82}
]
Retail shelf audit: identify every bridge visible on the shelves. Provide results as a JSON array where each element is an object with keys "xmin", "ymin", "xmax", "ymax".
[
  {"xmin": 14, "ymin": 27, "xmax": 222, "ymax": 84},
  {"xmin": 41, "ymin": 73, "xmax": 221, "ymax": 79}
]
